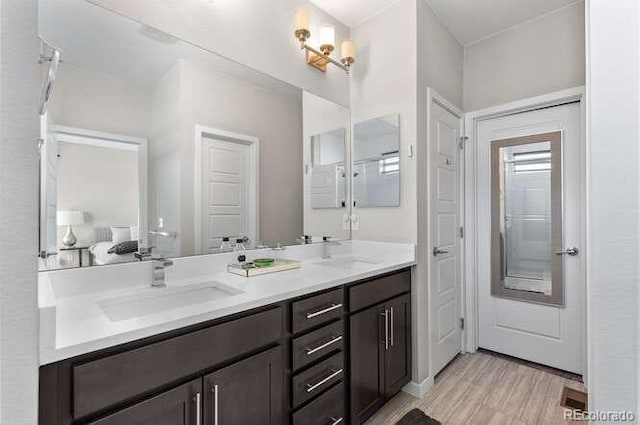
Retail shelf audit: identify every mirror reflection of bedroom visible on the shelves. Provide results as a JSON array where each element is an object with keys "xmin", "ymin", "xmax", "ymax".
[{"xmin": 40, "ymin": 125, "xmax": 146, "ymax": 269}]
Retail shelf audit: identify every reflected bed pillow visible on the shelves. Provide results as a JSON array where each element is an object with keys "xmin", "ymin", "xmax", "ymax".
[
  {"xmin": 107, "ymin": 240, "xmax": 138, "ymax": 255},
  {"xmin": 110, "ymin": 226, "xmax": 131, "ymax": 243}
]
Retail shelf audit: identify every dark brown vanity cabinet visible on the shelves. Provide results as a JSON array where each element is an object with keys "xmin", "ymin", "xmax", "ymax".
[
  {"xmin": 39, "ymin": 268, "xmax": 412, "ymax": 425},
  {"xmin": 204, "ymin": 347, "xmax": 283, "ymax": 425},
  {"xmin": 87, "ymin": 379, "xmax": 201, "ymax": 425},
  {"xmin": 349, "ymin": 271, "xmax": 412, "ymax": 425}
]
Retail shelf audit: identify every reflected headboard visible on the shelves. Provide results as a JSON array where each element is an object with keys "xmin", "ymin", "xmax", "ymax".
[{"xmin": 94, "ymin": 227, "xmax": 113, "ymax": 243}]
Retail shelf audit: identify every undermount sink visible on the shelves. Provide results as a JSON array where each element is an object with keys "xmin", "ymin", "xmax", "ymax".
[
  {"xmin": 311, "ymin": 257, "xmax": 382, "ymax": 270},
  {"xmin": 99, "ymin": 281, "xmax": 244, "ymax": 322}
]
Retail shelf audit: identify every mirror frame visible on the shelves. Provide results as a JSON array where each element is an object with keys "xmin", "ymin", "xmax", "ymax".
[{"xmin": 490, "ymin": 131, "xmax": 564, "ymax": 306}]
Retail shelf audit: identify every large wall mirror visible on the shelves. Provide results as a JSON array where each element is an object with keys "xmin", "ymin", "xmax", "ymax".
[
  {"xmin": 490, "ymin": 131, "xmax": 564, "ymax": 306},
  {"xmin": 38, "ymin": 0, "xmax": 351, "ymax": 271},
  {"xmin": 353, "ymin": 114, "xmax": 400, "ymax": 207}
]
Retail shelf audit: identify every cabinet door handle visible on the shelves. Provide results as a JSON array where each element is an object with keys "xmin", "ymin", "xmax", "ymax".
[
  {"xmin": 381, "ymin": 309, "xmax": 389, "ymax": 350},
  {"xmin": 305, "ymin": 368, "xmax": 343, "ymax": 393},
  {"xmin": 330, "ymin": 417, "xmax": 344, "ymax": 425},
  {"xmin": 306, "ymin": 303, "xmax": 343, "ymax": 319},
  {"xmin": 194, "ymin": 392, "xmax": 201, "ymax": 425},
  {"xmin": 211, "ymin": 384, "xmax": 219, "ymax": 425},
  {"xmin": 305, "ymin": 335, "xmax": 343, "ymax": 355},
  {"xmin": 390, "ymin": 306, "xmax": 394, "ymax": 347}
]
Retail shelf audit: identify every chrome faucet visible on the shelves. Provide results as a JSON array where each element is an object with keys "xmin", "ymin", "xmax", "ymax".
[{"xmin": 151, "ymin": 257, "xmax": 173, "ymax": 288}]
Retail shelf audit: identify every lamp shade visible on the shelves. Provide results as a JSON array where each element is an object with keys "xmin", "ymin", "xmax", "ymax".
[
  {"xmin": 57, "ymin": 210, "xmax": 85, "ymax": 226},
  {"xmin": 341, "ymin": 41, "xmax": 356, "ymax": 60},
  {"xmin": 295, "ymin": 8, "xmax": 310, "ymax": 32},
  {"xmin": 319, "ymin": 24, "xmax": 336, "ymax": 48}
]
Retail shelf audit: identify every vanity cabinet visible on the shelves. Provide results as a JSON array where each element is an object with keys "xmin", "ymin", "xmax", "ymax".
[
  {"xmin": 39, "ymin": 267, "xmax": 412, "ymax": 425},
  {"xmin": 87, "ymin": 379, "xmax": 201, "ymax": 425},
  {"xmin": 349, "ymin": 271, "xmax": 412, "ymax": 425},
  {"xmin": 204, "ymin": 347, "xmax": 283, "ymax": 425}
]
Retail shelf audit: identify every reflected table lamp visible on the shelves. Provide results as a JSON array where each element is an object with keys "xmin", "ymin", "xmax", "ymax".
[{"xmin": 57, "ymin": 210, "xmax": 84, "ymax": 247}]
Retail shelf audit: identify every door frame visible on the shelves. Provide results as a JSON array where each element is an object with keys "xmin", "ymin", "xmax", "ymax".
[
  {"xmin": 426, "ymin": 88, "xmax": 465, "ymax": 377},
  {"xmin": 462, "ymin": 86, "xmax": 586, "ymax": 372},
  {"xmin": 193, "ymin": 125, "xmax": 260, "ymax": 254},
  {"xmin": 51, "ymin": 124, "xmax": 149, "ymax": 248}
]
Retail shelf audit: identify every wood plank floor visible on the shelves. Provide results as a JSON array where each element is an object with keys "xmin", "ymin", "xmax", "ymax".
[{"xmin": 365, "ymin": 351, "xmax": 586, "ymax": 425}]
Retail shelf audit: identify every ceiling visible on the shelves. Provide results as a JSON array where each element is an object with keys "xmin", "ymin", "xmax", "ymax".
[
  {"xmin": 39, "ymin": 0, "xmax": 300, "ymax": 98},
  {"xmin": 309, "ymin": 0, "xmax": 579, "ymax": 45}
]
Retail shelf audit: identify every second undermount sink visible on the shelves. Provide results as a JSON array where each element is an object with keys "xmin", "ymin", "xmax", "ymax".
[
  {"xmin": 311, "ymin": 256, "xmax": 382, "ymax": 270},
  {"xmin": 98, "ymin": 281, "xmax": 244, "ymax": 322}
]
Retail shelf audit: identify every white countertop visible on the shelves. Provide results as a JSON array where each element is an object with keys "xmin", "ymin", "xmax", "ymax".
[{"xmin": 38, "ymin": 240, "xmax": 415, "ymax": 365}]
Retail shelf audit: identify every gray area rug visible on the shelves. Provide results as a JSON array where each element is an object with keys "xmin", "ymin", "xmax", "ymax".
[{"xmin": 396, "ymin": 408, "xmax": 441, "ymax": 425}]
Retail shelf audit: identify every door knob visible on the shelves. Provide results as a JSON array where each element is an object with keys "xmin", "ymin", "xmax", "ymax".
[
  {"xmin": 432, "ymin": 247, "xmax": 449, "ymax": 256},
  {"xmin": 555, "ymin": 247, "xmax": 579, "ymax": 256}
]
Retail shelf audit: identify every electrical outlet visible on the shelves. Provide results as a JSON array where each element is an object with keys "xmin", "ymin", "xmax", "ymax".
[
  {"xmin": 342, "ymin": 214, "xmax": 350, "ymax": 231},
  {"xmin": 350, "ymin": 214, "xmax": 359, "ymax": 231}
]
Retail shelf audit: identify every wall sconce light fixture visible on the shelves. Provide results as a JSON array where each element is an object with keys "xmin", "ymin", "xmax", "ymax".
[{"xmin": 295, "ymin": 8, "xmax": 356, "ymax": 74}]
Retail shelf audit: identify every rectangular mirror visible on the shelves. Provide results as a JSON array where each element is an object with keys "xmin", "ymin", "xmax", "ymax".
[
  {"xmin": 37, "ymin": 0, "xmax": 350, "ymax": 271},
  {"xmin": 309, "ymin": 129, "xmax": 347, "ymax": 209},
  {"xmin": 353, "ymin": 114, "xmax": 400, "ymax": 207},
  {"xmin": 303, "ymin": 92, "xmax": 351, "ymax": 240},
  {"xmin": 491, "ymin": 131, "xmax": 564, "ymax": 306}
]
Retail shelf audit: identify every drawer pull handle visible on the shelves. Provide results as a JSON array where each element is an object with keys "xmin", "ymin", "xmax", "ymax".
[
  {"xmin": 306, "ymin": 303, "xmax": 343, "ymax": 319},
  {"xmin": 330, "ymin": 417, "xmax": 344, "ymax": 425},
  {"xmin": 305, "ymin": 368, "xmax": 343, "ymax": 393},
  {"xmin": 212, "ymin": 384, "xmax": 219, "ymax": 425},
  {"xmin": 194, "ymin": 392, "xmax": 201, "ymax": 425},
  {"xmin": 305, "ymin": 335, "xmax": 343, "ymax": 355}
]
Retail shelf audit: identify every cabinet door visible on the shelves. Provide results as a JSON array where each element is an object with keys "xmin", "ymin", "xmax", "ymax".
[
  {"xmin": 349, "ymin": 304, "xmax": 386, "ymax": 425},
  {"xmin": 385, "ymin": 294, "xmax": 412, "ymax": 397},
  {"xmin": 204, "ymin": 346, "xmax": 283, "ymax": 425},
  {"xmin": 88, "ymin": 379, "xmax": 201, "ymax": 425}
]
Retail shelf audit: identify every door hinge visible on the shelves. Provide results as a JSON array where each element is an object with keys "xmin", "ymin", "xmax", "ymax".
[
  {"xmin": 460, "ymin": 318, "xmax": 465, "ymax": 330},
  {"xmin": 458, "ymin": 136, "xmax": 468, "ymax": 150},
  {"xmin": 459, "ymin": 226, "xmax": 464, "ymax": 239}
]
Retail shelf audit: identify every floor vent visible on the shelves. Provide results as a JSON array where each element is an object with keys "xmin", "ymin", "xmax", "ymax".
[{"xmin": 560, "ymin": 386, "xmax": 588, "ymax": 412}]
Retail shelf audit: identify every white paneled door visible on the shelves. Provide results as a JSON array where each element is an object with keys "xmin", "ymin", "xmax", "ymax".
[
  {"xmin": 476, "ymin": 103, "xmax": 584, "ymax": 374},
  {"xmin": 201, "ymin": 137, "xmax": 254, "ymax": 253},
  {"xmin": 429, "ymin": 100, "xmax": 463, "ymax": 376}
]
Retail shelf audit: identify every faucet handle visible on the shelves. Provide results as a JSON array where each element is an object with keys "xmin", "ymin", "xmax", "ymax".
[{"xmin": 322, "ymin": 236, "xmax": 332, "ymax": 242}]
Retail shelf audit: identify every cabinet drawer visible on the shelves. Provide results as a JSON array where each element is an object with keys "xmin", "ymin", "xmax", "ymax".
[
  {"xmin": 349, "ymin": 269, "xmax": 411, "ymax": 312},
  {"xmin": 73, "ymin": 307, "xmax": 282, "ymax": 419},
  {"xmin": 292, "ymin": 320, "xmax": 344, "ymax": 371},
  {"xmin": 293, "ymin": 383, "xmax": 344, "ymax": 425},
  {"xmin": 292, "ymin": 352, "xmax": 344, "ymax": 408},
  {"xmin": 292, "ymin": 288, "xmax": 344, "ymax": 334}
]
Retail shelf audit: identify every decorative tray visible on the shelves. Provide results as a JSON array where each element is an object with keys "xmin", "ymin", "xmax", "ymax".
[{"xmin": 227, "ymin": 258, "xmax": 301, "ymax": 277}]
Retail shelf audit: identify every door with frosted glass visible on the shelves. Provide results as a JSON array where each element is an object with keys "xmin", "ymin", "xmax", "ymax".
[{"xmin": 477, "ymin": 103, "xmax": 583, "ymax": 374}]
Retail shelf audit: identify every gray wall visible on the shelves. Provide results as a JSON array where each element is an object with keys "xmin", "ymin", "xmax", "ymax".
[
  {"xmin": 0, "ymin": 0, "xmax": 39, "ymax": 423},
  {"xmin": 178, "ymin": 60, "xmax": 303, "ymax": 254},
  {"xmin": 463, "ymin": 1, "xmax": 585, "ymax": 111}
]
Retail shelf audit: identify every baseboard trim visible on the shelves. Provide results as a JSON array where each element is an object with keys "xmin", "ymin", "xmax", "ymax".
[{"xmin": 402, "ymin": 377, "xmax": 434, "ymax": 398}]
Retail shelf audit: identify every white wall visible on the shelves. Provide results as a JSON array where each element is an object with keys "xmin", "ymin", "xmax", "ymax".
[
  {"xmin": 586, "ymin": 0, "xmax": 639, "ymax": 418},
  {"xmin": 56, "ymin": 142, "xmax": 139, "ymax": 246},
  {"xmin": 350, "ymin": 0, "xmax": 418, "ymax": 244},
  {"xmin": 88, "ymin": 0, "xmax": 351, "ymax": 106},
  {"xmin": 464, "ymin": 1, "xmax": 585, "ymax": 111},
  {"xmin": 0, "ymin": 0, "xmax": 39, "ymax": 423},
  {"xmin": 49, "ymin": 63, "xmax": 150, "ymax": 137}
]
